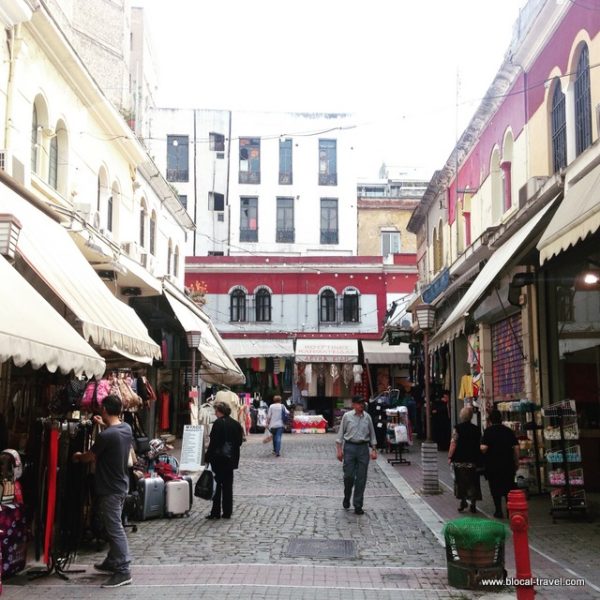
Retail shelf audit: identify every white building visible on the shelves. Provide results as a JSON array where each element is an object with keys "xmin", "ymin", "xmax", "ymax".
[{"xmin": 148, "ymin": 109, "xmax": 358, "ymax": 257}]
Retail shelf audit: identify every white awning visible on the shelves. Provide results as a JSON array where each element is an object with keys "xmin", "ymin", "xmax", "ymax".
[
  {"xmin": 225, "ymin": 339, "xmax": 295, "ymax": 358},
  {"xmin": 0, "ymin": 255, "xmax": 105, "ymax": 377},
  {"xmin": 431, "ymin": 200, "xmax": 556, "ymax": 350},
  {"xmin": 361, "ymin": 340, "xmax": 410, "ymax": 364},
  {"xmin": 2, "ymin": 188, "xmax": 161, "ymax": 364},
  {"xmin": 163, "ymin": 284, "xmax": 245, "ymax": 385},
  {"xmin": 537, "ymin": 166, "xmax": 600, "ymax": 264},
  {"xmin": 295, "ymin": 339, "xmax": 358, "ymax": 363}
]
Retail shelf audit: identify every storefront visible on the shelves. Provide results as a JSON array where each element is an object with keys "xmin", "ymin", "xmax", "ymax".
[
  {"xmin": 294, "ymin": 338, "xmax": 361, "ymax": 428},
  {"xmin": 538, "ymin": 175, "xmax": 600, "ymax": 493}
]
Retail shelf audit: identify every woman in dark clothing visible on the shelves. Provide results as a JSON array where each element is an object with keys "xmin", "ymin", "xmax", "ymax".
[
  {"xmin": 481, "ymin": 408, "xmax": 519, "ymax": 519},
  {"xmin": 205, "ymin": 401, "xmax": 244, "ymax": 520},
  {"xmin": 448, "ymin": 406, "xmax": 482, "ymax": 513},
  {"xmin": 431, "ymin": 391, "xmax": 451, "ymax": 451}
]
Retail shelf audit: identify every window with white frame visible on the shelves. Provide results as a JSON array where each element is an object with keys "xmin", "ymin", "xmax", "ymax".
[
  {"xmin": 320, "ymin": 289, "xmax": 336, "ymax": 322},
  {"xmin": 239, "ymin": 138, "xmax": 260, "ymax": 184},
  {"xmin": 320, "ymin": 198, "xmax": 338, "ymax": 244},
  {"xmin": 240, "ymin": 196, "xmax": 258, "ymax": 242},
  {"xmin": 230, "ymin": 288, "xmax": 247, "ymax": 322},
  {"xmin": 575, "ymin": 44, "xmax": 592, "ymax": 157},
  {"xmin": 551, "ymin": 80, "xmax": 567, "ymax": 173},
  {"xmin": 279, "ymin": 138, "xmax": 293, "ymax": 184},
  {"xmin": 209, "ymin": 132, "xmax": 225, "ymax": 152},
  {"xmin": 342, "ymin": 288, "xmax": 360, "ymax": 322},
  {"xmin": 255, "ymin": 288, "xmax": 272, "ymax": 322},
  {"xmin": 166, "ymin": 135, "xmax": 189, "ymax": 182},
  {"xmin": 318, "ymin": 139, "xmax": 337, "ymax": 185},
  {"xmin": 381, "ymin": 230, "xmax": 400, "ymax": 256}
]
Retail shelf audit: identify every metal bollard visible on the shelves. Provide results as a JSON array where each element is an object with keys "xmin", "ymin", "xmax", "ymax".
[{"xmin": 507, "ymin": 489, "xmax": 535, "ymax": 600}]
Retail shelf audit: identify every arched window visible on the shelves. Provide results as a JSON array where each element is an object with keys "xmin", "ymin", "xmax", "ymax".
[
  {"xmin": 48, "ymin": 135, "xmax": 58, "ymax": 189},
  {"xmin": 167, "ymin": 240, "xmax": 173, "ymax": 275},
  {"xmin": 437, "ymin": 219, "xmax": 444, "ymax": 270},
  {"xmin": 551, "ymin": 80, "xmax": 567, "ymax": 172},
  {"xmin": 139, "ymin": 199, "xmax": 147, "ymax": 247},
  {"xmin": 107, "ymin": 195, "xmax": 113, "ymax": 232},
  {"xmin": 230, "ymin": 289, "xmax": 246, "ymax": 322},
  {"xmin": 255, "ymin": 288, "xmax": 272, "ymax": 322},
  {"xmin": 490, "ymin": 148, "xmax": 503, "ymax": 224},
  {"xmin": 320, "ymin": 289, "xmax": 336, "ymax": 322},
  {"xmin": 575, "ymin": 45, "xmax": 592, "ymax": 156},
  {"xmin": 432, "ymin": 227, "xmax": 438, "ymax": 273},
  {"xmin": 343, "ymin": 288, "xmax": 360, "ymax": 322},
  {"xmin": 31, "ymin": 105, "xmax": 38, "ymax": 173},
  {"xmin": 173, "ymin": 246, "xmax": 180, "ymax": 277},
  {"xmin": 150, "ymin": 210, "xmax": 157, "ymax": 255}
]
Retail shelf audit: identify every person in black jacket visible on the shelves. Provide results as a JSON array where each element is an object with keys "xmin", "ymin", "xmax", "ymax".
[
  {"xmin": 205, "ymin": 401, "xmax": 244, "ymax": 520},
  {"xmin": 448, "ymin": 406, "xmax": 482, "ymax": 513}
]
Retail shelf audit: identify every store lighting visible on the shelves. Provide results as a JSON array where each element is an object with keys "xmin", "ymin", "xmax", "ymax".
[
  {"xmin": 186, "ymin": 330, "xmax": 202, "ymax": 349},
  {"xmin": 415, "ymin": 304, "xmax": 436, "ymax": 331},
  {"xmin": 0, "ymin": 214, "xmax": 22, "ymax": 260},
  {"xmin": 583, "ymin": 272, "xmax": 599, "ymax": 285}
]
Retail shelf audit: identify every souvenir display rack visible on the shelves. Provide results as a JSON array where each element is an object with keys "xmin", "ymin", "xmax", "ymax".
[
  {"xmin": 495, "ymin": 399, "xmax": 544, "ymax": 495},
  {"xmin": 385, "ymin": 408, "xmax": 410, "ymax": 466},
  {"xmin": 542, "ymin": 400, "xmax": 587, "ymax": 521}
]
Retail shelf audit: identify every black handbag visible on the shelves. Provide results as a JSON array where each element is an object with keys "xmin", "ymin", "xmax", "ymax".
[
  {"xmin": 132, "ymin": 414, "xmax": 150, "ymax": 455},
  {"xmin": 194, "ymin": 467, "xmax": 214, "ymax": 499},
  {"xmin": 213, "ymin": 441, "xmax": 233, "ymax": 460}
]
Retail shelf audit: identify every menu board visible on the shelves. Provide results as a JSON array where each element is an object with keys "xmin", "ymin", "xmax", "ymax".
[{"xmin": 179, "ymin": 425, "xmax": 204, "ymax": 472}]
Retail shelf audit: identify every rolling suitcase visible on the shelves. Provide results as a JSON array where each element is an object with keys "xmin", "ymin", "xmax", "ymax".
[
  {"xmin": 165, "ymin": 479, "xmax": 190, "ymax": 517},
  {"xmin": 137, "ymin": 476, "xmax": 164, "ymax": 520},
  {"xmin": 182, "ymin": 475, "xmax": 193, "ymax": 508}
]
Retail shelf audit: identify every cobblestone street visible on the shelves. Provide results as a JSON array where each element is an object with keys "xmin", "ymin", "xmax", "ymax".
[{"xmin": 2, "ymin": 434, "xmax": 473, "ymax": 600}]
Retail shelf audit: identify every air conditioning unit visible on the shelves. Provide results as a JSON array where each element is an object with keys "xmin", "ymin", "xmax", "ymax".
[
  {"xmin": 121, "ymin": 241, "xmax": 142, "ymax": 263},
  {"xmin": 0, "ymin": 149, "xmax": 11, "ymax": 175},
  {"xmin": 518, "ymin": 176, "xmax": 548, "ymax": 208},
  {"xmin": 140, "ymin": 252, "xmax": 156, "ymax": 274}
]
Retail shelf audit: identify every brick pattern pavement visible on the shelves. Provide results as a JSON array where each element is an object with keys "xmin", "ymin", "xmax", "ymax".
[{"xmin": 3, "ymin": 434, "xmax": 472, "ymax": 600}]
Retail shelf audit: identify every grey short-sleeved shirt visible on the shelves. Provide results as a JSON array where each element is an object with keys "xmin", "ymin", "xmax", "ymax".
[{"xmin": 91, "ymin": 422, "xmax": 132, "ymax": 496}]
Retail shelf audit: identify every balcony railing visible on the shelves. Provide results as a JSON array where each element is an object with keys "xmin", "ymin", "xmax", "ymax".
[
  {"xmin": 319, "ymin": 173, "xmax": 337, "ymax": 185},
  {"xmin": 240, "ymin": 228, "xmax": 258, "ymax": 242},
  {"xmin": 276, "ymin": 228, "xmax": 295, "ymax": 243},
  {"xmin": 166, "ymin": 168, "xmax": 189, "ymax": 182},
  {"xmin": 320, "ymin": 229, "xmax": 338, "ymax": 244}
]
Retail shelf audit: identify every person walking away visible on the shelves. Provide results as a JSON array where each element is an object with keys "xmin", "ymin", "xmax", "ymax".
[
  {"xmin": 448, "ymin": 406, "xmax": 482, "ymax": 513},
  {"xmin": 266, "ymin": 395, "xmax": 289, "ymax": 457},
  {"xmin": 335, "ymin": 396, "xmax": 377, "ymax": 515},
  {"xmin": 481, "ymin": 408, "xmax": 519, "ymax": 518},
  {"xmin": 72, "ymin": 395, "xmax": 133, "ymax": 588},
  {"xmin": 431, "ymin": 391, "xmax": 451, "ymax": 451},
  {"xmin": 205, "ymin": 401, "xmax": 244, "ymax": 520}
]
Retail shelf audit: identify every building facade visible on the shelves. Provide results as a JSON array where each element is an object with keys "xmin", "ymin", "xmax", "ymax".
[{"xmin": 407, "ymin": 0, "xmax": 600, "ymax": 499}]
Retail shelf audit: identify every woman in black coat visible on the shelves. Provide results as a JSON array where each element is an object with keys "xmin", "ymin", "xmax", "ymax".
[
  {"xmin": 205, "ymin": 401, "xmax": 244, "ymax": 519},
  {"xmin": 448, "ymin": 406, "xmax": 482, "ymax": 513}
]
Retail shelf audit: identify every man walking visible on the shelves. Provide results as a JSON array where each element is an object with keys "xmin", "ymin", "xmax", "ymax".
[
  {"xmin": 336, "ymin": 396, "xmax": 377, "ymax": 515},
  {"xmin": 73, "ymin": 394, "xmax": 133, "ymax": 588}
]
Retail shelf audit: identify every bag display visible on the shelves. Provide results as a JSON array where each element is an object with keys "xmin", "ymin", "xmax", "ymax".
[
  {"xmin": 194, "ymin": 467, "xmax": 214, "ymax": 500},
  {"xmin": 117, "ymin": 376, "xmax": 142, "ymax": 411}
]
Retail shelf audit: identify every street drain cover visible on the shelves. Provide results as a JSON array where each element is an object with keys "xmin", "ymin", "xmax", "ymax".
[{"xmin": 286, "ymin": 538, "xmax": 356, "ymax": 558}]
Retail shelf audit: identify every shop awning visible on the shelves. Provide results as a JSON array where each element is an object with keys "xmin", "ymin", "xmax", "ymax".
[
  {"xmin": 537, "ymin": 166, "xmax": 600, "ymax": 264},
  {"xmin": 2, "ymin": 188, "xmax": 161, "ymax": 364},
  {"xmin": 430, "ymin": 201, "xmax": 556, "ymax": 350},
  {"xmin": 295, "ymin": 339, "xmax": 358, "ymax": 363},
  {"xmin": 163, "ymin": 283, "xmax": 245, "ymax": 385},
  {"xmin": 225, "ymin": 338, "xmax": 295, "ymax": 358},
  {"xmin": 361, "ymin": 340, "xmax": 410, "ymax": 364},
  {"xmin": 0, "ymin": 255, "xmax": 105, "ymax": 377}
]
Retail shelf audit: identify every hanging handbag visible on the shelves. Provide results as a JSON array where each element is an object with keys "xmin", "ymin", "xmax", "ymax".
[
  {"xmin": 132, "ymin": 414, "xmax": 150, "ymax": 455},
  {"xmin": 194, "ymin": 467, "xmax": 214, "ymax": 500}
]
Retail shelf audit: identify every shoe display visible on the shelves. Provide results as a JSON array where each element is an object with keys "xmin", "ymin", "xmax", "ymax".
[
  {"xmin": 101, "ymin": 572, "xmax": 132, "ymax": 588},
  {"xmin": 94, "ymin": 562, "xmax": 115, "ymax": 574},
  {"xmin": 354, "ymin": 507, "xmax": 364, "ymax": 515}
]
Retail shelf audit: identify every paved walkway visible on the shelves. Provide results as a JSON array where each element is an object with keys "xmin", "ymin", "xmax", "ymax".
[
  {"xmin": 4, "ymin": 434, "xmax": 599, "ymax": 599},
  {"xmin": 2, "ymin": 434, "xmax": 469, "ymax": 600},
  {"xmin": 385, "ymin": 439, "xmax": 600, "ymax": 599}
]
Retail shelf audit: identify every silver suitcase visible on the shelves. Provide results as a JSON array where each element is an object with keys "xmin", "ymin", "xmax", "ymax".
[
  {"xmin": 165, "ymin": 479, "xmax": 191, "ymax": 517},
  {"xmin": 137, "ymin": 476, "xmax": 164, "ymax": 520}
]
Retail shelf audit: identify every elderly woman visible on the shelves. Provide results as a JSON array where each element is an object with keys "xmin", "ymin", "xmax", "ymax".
[
  {"xmin": 205, "ymin": 401, "xmax": 244, "ymax": 520},
  {"xmin": 448, "ymin": 406, "xmax": 482, "ymax": 513}
]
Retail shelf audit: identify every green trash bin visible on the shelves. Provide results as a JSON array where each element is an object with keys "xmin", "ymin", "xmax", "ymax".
[{"xmin": 443, "ymin": 517, "xmax": 508, "ymax": 590}]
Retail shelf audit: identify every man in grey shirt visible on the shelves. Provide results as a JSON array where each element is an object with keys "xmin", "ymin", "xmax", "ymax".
[
  {"xmin": 73, "ymin": 394, "xmax": 133, "ymax": 588},
  {"xmin": 336, "ymin": 396, "xmax": 377, "ymax": 515}
]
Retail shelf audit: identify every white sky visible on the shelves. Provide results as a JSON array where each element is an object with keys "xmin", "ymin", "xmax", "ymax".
[{"xmin": 137, "ymin": 0, "xmax": 526, "ymax": 179}]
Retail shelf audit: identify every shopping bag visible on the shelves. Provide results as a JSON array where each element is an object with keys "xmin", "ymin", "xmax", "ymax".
[
  {"xmin": 394, "ymin": 425, "xmax": 408, "ymax": 443},
  {"xmin": 194, "ymin": 467, "xmax": 215, "ymax": 500},
  {"xmin": 262, "ymin": 430, "xmax": 273, "ymax": 444}
]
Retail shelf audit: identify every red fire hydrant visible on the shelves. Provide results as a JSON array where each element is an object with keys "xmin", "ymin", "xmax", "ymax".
[{"xmin": 507, "ymin": 489, "xmax": 535, "ymax": 599}]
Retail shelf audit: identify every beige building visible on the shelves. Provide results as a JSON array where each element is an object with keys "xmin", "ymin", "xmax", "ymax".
[{"xmin": 357, "ymin": 179, "xmax": 425, "ymax": 257}]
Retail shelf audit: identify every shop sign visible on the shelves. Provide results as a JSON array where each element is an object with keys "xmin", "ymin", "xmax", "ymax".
[{"xmin": 179, "ymin": 425, "xmax": 204, "ymax": 471}]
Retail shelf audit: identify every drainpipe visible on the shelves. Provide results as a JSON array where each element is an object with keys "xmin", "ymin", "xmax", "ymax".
[{"xmin": 4, "ymin": 25, "xmax": 21, "ymax": 153}]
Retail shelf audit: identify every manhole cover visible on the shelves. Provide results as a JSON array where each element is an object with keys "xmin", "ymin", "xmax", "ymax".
[{"xmin": 286, "ymin": 538, "xmax": 356, "ymax": 558}]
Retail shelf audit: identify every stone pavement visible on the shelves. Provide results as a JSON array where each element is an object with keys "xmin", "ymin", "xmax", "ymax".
[
  {"xmin": 3, "ymin": 434, "xmax": 474, "ymax": 600},
  {"xmin": 385, "ymin": 439, "xmax": 600, "ymax": 600}
]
